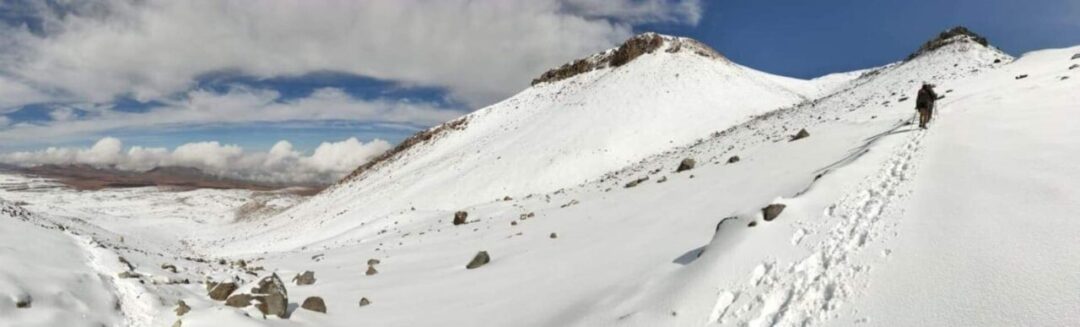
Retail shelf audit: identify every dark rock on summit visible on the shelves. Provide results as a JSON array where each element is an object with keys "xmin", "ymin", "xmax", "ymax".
[
  {"xmin": 908, "ymin": 26, "xmax": 990, "ymax": 60},
  {"xmin": 293, "ymin": 271, "xmax": 316, "ymax": 286},
  {"xmin": 676, "ymin": 158, "xmax": 696, "ymax": 172},
  {"xmin": 453, "ymin": 211, "xmax": 468, "ymax": 225},
  {"xmin": 466, "ymin": 251, "xmax": 491, "ymax": 269},
  {"xmin": 762, "ymin": 204, "xmax": 787, "ymax": 222},
  {"xmin": 208, "ymin": 282, "xmax": 238, "ymax": 301},
  {"xmin": 301, "ymin": 296, "xmax": 327, "ymax": 313},
  {"xmin": 610, "ymin": 33, "xmax": 665, "ymax": 67},
  {"xmin": 790, "ymin": 129, "xmax": 810, "ymax": 142}
]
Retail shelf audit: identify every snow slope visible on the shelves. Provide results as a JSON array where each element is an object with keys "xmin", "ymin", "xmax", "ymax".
[
  {"xmin": 223, "ymin": 34, "xmax": 828, "ymax": 251},
  {"xmin": 3, "ymin": 30, "xmax": 1078, "ymax": 327}
]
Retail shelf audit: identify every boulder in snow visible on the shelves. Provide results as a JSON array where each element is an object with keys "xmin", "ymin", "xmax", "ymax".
[
  {"xmin": 174, "ymin": 300, "xmax": 190, "ymax": 316},
  {"xmin": 225, "ymin": 294, "xmax": 253, "ymax": 308},
  {"xmin": 790, "ymin": 129, "xmax": 810, "ymax": 142},
  {"xmin": 301, "ymin": 296, "xmax": 327, "ymax": 313},
  {"xmin": 1071, "ymin": 53, "xmax": 1080, "ymax": 60},
  {"xmin": 293, "ymin": 271, "xmax": 316, "ymax": 285},
  {"xmin": 1015, "ymin": 74, "xmax": 1029, "ymax": 80},
  {"xmin": 359, "ymin": 297, "xmax": 372, "ymax": 307},
  {"xmin": 367, "ymin": 258, "xmax": 381, "ymax": 266},
  {"xmin": 15, "ymin": 294, "xmax": 31, "ymax": 308},
  {"xmin": 624, "ymin": 176, "xmax": 649, "ymax": 188},
  {"xmin": 1069, "ymin": 64, "xmax": 1078, "ymax": 70},
  {"xmin": 453, "ymin": 211, "xmax": 468, "ymax": 225},
  {"xmin": 208, "ymin": 282, "xmax": 238, "ymax": 301},
  {"xmin": 762, "ymin": 204, "xmax": 787, "ymax": 222},
  {"xmin": 727, "ymin": 156, "xmax": 741, "ymax": 164},
  {"xmin": 366, "ymin": 265, "xmax": 379, "ymax": 276},
  {"xmin": 676, "ymin": 158, "xmax": 696, "ymax": 172},
  {"xmin": 161, "ymin": 263, "xmax": 178, "ymax": 273},
  {"xmin": 466, "ymin": 251, "xmax": 491, "ymax": 269},
  {"xmin": 252, "ymin": 273, "xmax": 288, "ymax": 318}
]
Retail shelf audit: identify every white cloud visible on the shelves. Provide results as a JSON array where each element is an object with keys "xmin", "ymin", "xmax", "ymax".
[
  {"xmin": 0, "ymin": 0, "xmax": 703, "ymax": 108},
  {"xmin": 0, "ymin": 137, "xmax": 392, "ymax": 184},
  {"xmin": 0, "ymin": 116, "xmax": 10, "ymax": 127},
  {"xmin": 0, "ymin": 86, "xmax": 464, "ymax": 145}
]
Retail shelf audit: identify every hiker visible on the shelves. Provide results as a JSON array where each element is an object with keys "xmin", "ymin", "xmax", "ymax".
[{"xmin": 915, "ymin": 83, "xmax": 939, "ymax": 129}]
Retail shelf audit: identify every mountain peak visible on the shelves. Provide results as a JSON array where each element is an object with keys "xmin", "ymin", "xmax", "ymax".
[
  {"xmin": 907, "ymin": 26, "xmax": 991, "ymax": 60},
  {"xmin": 531, "ymin": 33, "xmax": 723, "ymax": 85}
]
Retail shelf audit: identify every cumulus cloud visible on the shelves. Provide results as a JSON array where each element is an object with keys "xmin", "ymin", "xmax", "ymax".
[
  {"xmin": 0, "ymin": 86, "xmax": 463, "ymax": 145},
  {"xmin": 0, "ymin": 137, "xmax": 392, "ymax": 184},
  {"xmin": 0, "ymin": 0, "xmax": 703, "ymax": 108}
]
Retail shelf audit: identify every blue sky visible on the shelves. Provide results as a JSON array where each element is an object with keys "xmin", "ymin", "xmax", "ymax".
[{"xmin": 0, "ymin": 0, "xmax": 1077, "ymax": 156}]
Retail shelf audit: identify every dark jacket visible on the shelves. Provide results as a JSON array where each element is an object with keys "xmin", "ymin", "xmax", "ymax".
[{"xmin": 916, "ymin": 86, "xmax": 938, "ymax": 110}]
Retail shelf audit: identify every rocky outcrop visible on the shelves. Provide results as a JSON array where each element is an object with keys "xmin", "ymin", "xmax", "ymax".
[
  {"xmin": 790, "ymin": 129, "xmax": 810, "ymax": 142},
  {"xmin": 225, "ymin": 294, "xmax": 253, "ymax": 308},
  {"xmin": 174, "ymin": 300, "xmax": 190, "ymax": 316},
  {"xmin": 609, "ymin": 33, "xmax": 666, "ymax": 67},
  {"xmin": 531, "ymin": 33, "xmax": 725, "ymax": 85},
  {"xmin": 908, "ymin": 26, "xmax": 990, "ymax": 60}
]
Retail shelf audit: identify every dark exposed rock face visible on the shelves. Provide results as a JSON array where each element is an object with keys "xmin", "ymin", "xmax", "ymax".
[
  {"xmin": 340, "ymin": 117, "xmax": 469, "ymax": 185},
  {"xmin": 762, "ymin": 204, "xmax": 787, "ymax": 222},
  {"xmin": 208, "ymin": 282, "xmax": 238, "ymax": 301},
  {"xmin": 531, "ymin": 58, "xmax": 602, "ymax": 86},
  {"xmin": 466, "ymin": 251, "xmax": 491, "ymax": 269},
  {"xmin": 301, "ymin": 296, "xmax": 327, "ymax": 313},
  {"xmin": 908, "ymin": 26, "xmax": 990, "ymax": 60},
  {"xmin": 676, "ymin": 158, "xmax": 696, "ymax": 172},
  {"xmin": 610, "ymin": 33, "xmax": 666, "ymax": 67},
  {"xmin": 453, "ymin": 211, "xmax": 468, "ymax": 225}
]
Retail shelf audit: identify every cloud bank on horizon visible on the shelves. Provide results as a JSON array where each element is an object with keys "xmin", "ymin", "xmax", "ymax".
[
  {"xmin": 0, "ymin": 136, "xmax": 392, "ymax": 185},
  {"xmin": 0, "ymin": 0, "xmax": 703, "ymax": 183}
]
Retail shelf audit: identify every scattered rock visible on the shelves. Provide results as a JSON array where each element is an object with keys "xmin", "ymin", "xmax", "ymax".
[
  {"xmin": 762, "ymin": 204, "xmax": 787, "ymax": 222},
  {"xmin": 503, "ymin": 196, "xmax": 513, "ymax": 201},
  {"xmin": 218, "ymin": 259, "xmax": 227, "ymax": 265},
  {"xmin": 225, "ymin": 294, "xmax": 253, "ymax": 308},
  {"xmin": 300, "ymin": 296, "xmax": 327, "ymax": 313},
  {"xmin": 252, "ymin": 274, "xmax": 288, "ymax": 318},
  {"xmin": 161, "ymin": 263, "xmax": 178, "ymax": 273},
  {"xmin": 453, "ymin": 211, "xmax": 468, "ymax": 225},
  {"xmin": 748, "ymin": 221, "xmax": 758, "ymax": 227},
  {"xmin": 656, "ymin": 176, "xmax": 668, "ymax": 183},
  {"xmin": 993, "ymin": 58, "xmax": 1002, "ymax": 64},
  {"xmin": 208, "ymin": 282, "xmax": 238, "ymax": 301},
  {"xmin": 359, "ymin": 297, "xmax": 372, "ymax": 307},
  {"xmin": 15, "ymin": 295, "xmax": 31, "ymax": 309},
  {"xmin": 676, "ymin": 158, "xmax": 696, "ymax": 172},
  {"xmin": 466, "ymin": 251, "xmax": 491, "ymax": 269},
  {"xmin": 293, "ymin": 271, "xmax": 316, "ymax": 286},
  {"xmin": 510, "ymin": 221, "xmax": 518, "ymax": 226},
  {"xmin": 550, "ymin": 232, "xmax": 558, "ymax": 239},
  {"xmin": 898, "ymin": 97, "xmax": 909, "ymax": 102},
  {"xmin": 1070, "ymin": 64, "xmax": 1079, "ymax": 70},
  {"xmin": 727, "ymin": 156, "xmax": 740, "ymax": 164},
  {"xmin": 367, "ymin": 258, "xmax": 381, "ymax": 266},
  {"xmin": 790, "ymin": 129, "xmax": 810, "ymax": 142},
  {"xmin": 1015, "ymin": 74, "xmax": 1028, "ymax": 80},
  {"xmin": 1072, "ymin": 53, "xmax": 1080, "ymax": 60},
  {"xmin": 366, "ymin": 265, "xmax": 379, "ymax": 276},
  {"xmin": 624, "ymin": 176, "xmax": 649, "ymax": 188},
  {"xmin": 174, "ymin": 300, "xmax": 190, "ymax": 316},
  {"xmin": 118, "ymin": 271, "xmax": 141, "ymax": 279}
]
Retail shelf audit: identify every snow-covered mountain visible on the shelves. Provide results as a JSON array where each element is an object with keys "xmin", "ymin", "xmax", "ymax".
[{"xmin": 2, "ymin": 27, "xmax": 1078, "ymax": 326}]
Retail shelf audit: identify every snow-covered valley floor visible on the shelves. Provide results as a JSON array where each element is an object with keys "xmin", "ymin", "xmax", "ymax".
[{"xmin": 2, "ymin": 36, "xmax": 1078, "ymax": 326}]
